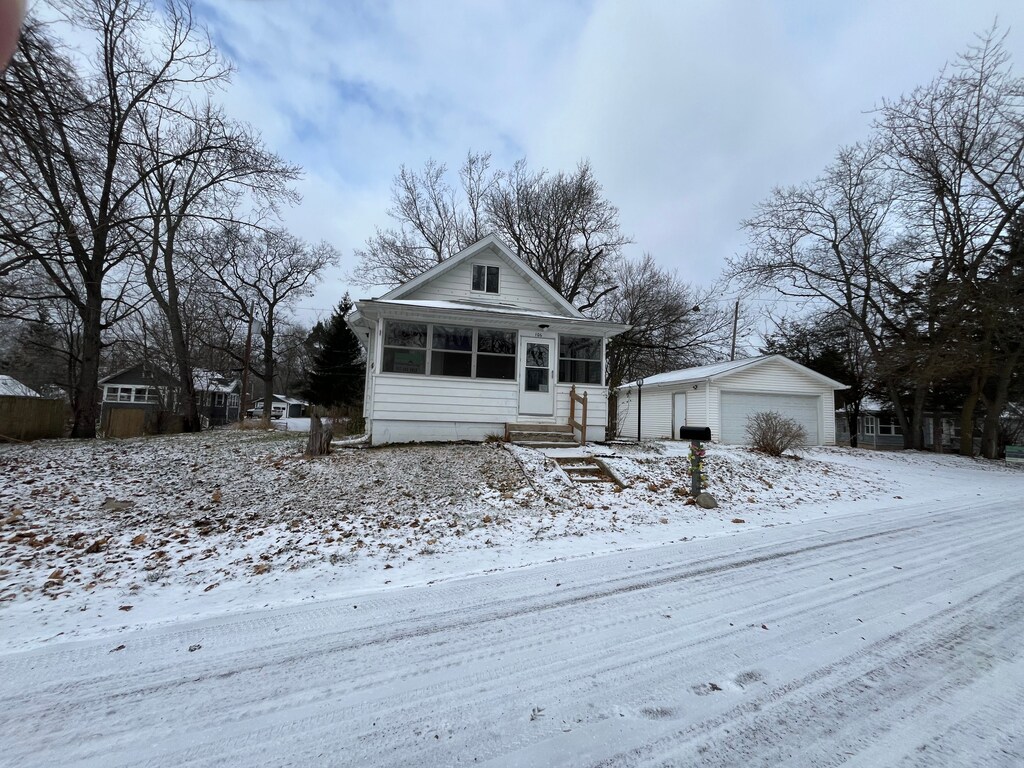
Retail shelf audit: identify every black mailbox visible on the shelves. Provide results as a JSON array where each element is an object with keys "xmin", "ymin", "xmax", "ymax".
[{"xmin": 679, "ymin": 426, "xmax": 712, "ymax": 441}]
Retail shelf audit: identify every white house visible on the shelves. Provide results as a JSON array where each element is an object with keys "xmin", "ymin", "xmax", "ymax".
[
  {"xmin": 617, "ymin": 355, "xmax": 847, "ymax": 445},
  {"xmin": 347, "ymin": 235, "xmax": 629, "ymax": 445}
]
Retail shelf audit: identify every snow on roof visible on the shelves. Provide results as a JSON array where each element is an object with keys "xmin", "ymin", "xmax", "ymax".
[
  {"xmin": 255, "ymin": 394, "xmax": 307, "ymax": 406},
  {"xmin": 357, "ymin": 298, "xmax": 629, "ymax": 332},
  {"xmin": 620, "ymin": 357, "xmax": 768, "ymax": 389},
  {"xmin": 192, "ymin": 369, "xmax": 239, "ymax": 394},
  {"xmin": 619, "ymin": 355, "xmax": 847, "ymax": 390},
  {"xmin": 0, "ymin": 374, "xmax": 41, "ymax": 397}
]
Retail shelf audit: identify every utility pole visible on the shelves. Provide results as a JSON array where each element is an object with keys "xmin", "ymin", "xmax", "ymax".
[
  {"xmin": 240, "ymin": 305, "xmax": 254, "ymax": 420},
  {"xmin": 729, "ymin": 299, "xmax": 740, "ymax": 361}
]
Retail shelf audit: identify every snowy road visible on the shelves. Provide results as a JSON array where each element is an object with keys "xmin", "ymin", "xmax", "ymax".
[{"xmin": 3, "ymin": 495, "xmax": 1023, "ymax": 767}]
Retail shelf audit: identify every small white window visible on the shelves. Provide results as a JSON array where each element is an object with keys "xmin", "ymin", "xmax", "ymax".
[{"xmin": 472, "ymin": 264, "xmax": 499, "ymax": 293}]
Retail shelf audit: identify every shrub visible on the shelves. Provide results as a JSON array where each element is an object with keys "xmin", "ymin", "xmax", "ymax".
[
  {"xmin": 745, "ymin": 410, "xmax": 807, "ymax": 456},
  {"xmin": 331, "ymin": 414, "xmax": 366, "ymax": 438}
]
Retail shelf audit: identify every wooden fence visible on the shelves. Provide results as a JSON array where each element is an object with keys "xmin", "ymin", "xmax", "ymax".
[
  {"xmin": 0, "ymin": 396, "xmax": 66, "ymax": 441},
  {"xmin": 102, "ymin": 407, "xmax": 183, "ymax": 438}
]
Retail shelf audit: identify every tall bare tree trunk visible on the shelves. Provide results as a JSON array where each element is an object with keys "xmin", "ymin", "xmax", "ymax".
[
  {"xmin": 982, "ymin": 346, "xmax": 1022, "ymax": 459},
  {"xmin": 70, "ymin": 289, "xmax": 103, "ymax": 438}
]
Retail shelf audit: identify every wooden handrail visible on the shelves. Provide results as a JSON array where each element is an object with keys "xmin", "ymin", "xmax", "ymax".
[{"xmin": 568, "ymin": 385, "xmax": 588, "ymax": 445}]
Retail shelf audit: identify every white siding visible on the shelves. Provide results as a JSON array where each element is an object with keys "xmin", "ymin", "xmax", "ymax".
[
  {"xmin": 371, "ymin": 419, "xmax": 506, "ymax": 445},
  {"xmin": 617, "ymin": 388, "xmax": 673, "ymax": 440},
  {"xmin": 371, "ymin": 374, "xmax": 518, "ymax": 423},
  {"xmin": 687, "ymin": 386, "xmax": 709, "ymax": 432},
  {"xmin": 405, "ymin": 252, "xmax": 564, "ymax": 314},
  {"xmin": 555, "ymin": 384, "xmax": 609, "ymax": 442},
  {"xmin": 717, "ymin": 359, "xmax": 826, "ymax": 395}
]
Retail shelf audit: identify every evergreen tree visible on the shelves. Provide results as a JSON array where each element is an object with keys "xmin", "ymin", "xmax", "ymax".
[{"xmin": 303, "ymin": 295, "xmax": 366, "ymax": 408}]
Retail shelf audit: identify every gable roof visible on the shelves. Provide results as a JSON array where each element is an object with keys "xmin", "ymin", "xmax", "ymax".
[
  {"xmin": 0, "ymin": 374, "xmax": 41, "ymax": 397},
  {"xmin": 619, "ymin": 355, "xmax": 848, "ymax": 390},
  {"xmin": 98, "ymin": 362, "xmax": 180, "ymax": 387},
  {"xmin": 254, "ymin": 394, "xmax": 307, "ymax": 406},
  {"xmin": 379, "ymin": 234, "xmax": 582, "ymax": 318},
  {"xmin": 193, "ymin": 369, "xmax": 240, "ymax": 394}
]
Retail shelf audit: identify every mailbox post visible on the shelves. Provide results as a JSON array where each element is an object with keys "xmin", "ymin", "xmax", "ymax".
[{"xmin": 679, "ymin": 426, "xmax": 712, "ymax": 497}]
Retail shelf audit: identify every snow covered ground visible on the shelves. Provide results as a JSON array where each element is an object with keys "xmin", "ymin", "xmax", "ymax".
[{"xmin": 1, "ymin": 431, "xmax": 1022, "ymax": 765}]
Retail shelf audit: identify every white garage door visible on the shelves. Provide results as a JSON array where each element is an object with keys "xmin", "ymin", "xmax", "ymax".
[{"xmin": 720, "ymin": 392, "xmax": 821, "ymax": 445}]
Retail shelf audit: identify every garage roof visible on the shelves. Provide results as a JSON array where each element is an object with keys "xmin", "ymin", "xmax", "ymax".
[{"xmin": 619, "ymin": 355, "xmax": 847, "ymax": 391}]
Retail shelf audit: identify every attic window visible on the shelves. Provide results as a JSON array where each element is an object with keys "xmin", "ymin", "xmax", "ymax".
[{"xmin": 472, "ymin": 264, "xmax": 499, "ymax": 293}]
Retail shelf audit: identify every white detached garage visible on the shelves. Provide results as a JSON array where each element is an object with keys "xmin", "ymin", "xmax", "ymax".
[{"xmin": 617, "ymin": 355, "xmax": 846, "ymax": 445}]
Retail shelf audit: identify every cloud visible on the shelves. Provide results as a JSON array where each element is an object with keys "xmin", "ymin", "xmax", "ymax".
[{"xmin": 189, "ymin": 0, "xmax": 1024, "ymax": 318}]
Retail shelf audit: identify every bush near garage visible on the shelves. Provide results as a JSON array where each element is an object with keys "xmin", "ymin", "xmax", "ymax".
[{"xmin": 746, "ymin": 410, "xmax": 807, "ymax": 457}]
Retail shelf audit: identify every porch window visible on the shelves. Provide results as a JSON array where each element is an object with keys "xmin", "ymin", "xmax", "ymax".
[
  {"xmin": 430, "ymin": 325, "xmax": 473, "ymax": 377},
  {"xmin": 878, "ymin": 417, "xmax": 902, "ymax": 436},
  {"xmin": 476, "ymin": 329, "xmax": 516, "ymax": 380},
  {"xmin": 382, "ymin": 321, "xmax": 427, "ymax": 374},
  {"xmin": 472, "ymin": 264, "xmax": 499, "ymax": 293},
  {"xmin": 133, "ymin": 388, "xmax": 157, "ymax": 404},
  {"xmin": 863, "ymin": 416, "xmax": 876, "ymax": 435},
  {"xmin": 558, "ymin": 335, "xmax": 602, "ymax": 385},
  {"xmin": 383, "ymin": 321, "xmax": 518, "ymax": 380},
  {"xmin": 213, "ymin": 392, "xmax": 226, "ymax": 407}
]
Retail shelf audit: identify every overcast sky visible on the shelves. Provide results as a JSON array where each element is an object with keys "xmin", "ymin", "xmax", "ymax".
[{"xmin": 190, "ymin": 0, "xmax": 1024, "ymax": 324}]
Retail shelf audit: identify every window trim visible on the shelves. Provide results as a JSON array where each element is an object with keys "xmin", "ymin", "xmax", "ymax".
[
  {"xmin": 471, "ymin": 263, "xmax": 500, "ymax": 294},
  {"xmin": 381, "ymin": 320, "xmax": 516, "ymax": 380},
  {"xmin": 557, "ymin": 334, "xmax": 604, "ymax": 385},
  {"xmin": 104, "ymin": 385, "xmax": 161, "ymax": 404}
]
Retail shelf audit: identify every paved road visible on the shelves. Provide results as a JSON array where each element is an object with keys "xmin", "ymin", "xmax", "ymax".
[{"xmin": 2, "ymin": 496, "xmax": 1023, "ymax": 767}]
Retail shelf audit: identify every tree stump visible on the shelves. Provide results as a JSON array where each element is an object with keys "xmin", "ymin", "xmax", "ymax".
[{"xmin": 306, "ymin": 414, "xmax": 333, "ymax": 456}]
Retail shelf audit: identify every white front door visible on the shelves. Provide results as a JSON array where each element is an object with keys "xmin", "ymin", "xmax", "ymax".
[{"xmin": 519, "ymin": 337, "xmax": 555, "ymax": 417}]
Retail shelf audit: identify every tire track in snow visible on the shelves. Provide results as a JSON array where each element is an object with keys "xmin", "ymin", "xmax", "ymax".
[{"xmin": 1, "ymin": 496, "xmax": 1021, "ymax": 767}]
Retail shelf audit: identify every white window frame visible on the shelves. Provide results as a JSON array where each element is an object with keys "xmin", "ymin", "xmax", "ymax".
[
  {"xmin": 471, "ymin": 264, "xmax": 500, "ymax": 294},
  {"xmin": 557, "ymin": 334, "xmax": 604, "ymax": 385},
  {"xmin": 381, "ymin": 320, "xmax": 516, "ymax": 380}
]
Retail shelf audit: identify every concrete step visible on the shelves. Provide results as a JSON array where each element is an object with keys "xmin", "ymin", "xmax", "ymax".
[
  {"xmin": 508, "ymin": 431, "xmax": 578, "ymax": 444},
  {"xmin": 506, "ymin": 422, "xmax": 573, "ymax": 433},
  {"xmin": 515, "ymin": 440, "xmax": 581, "ymax": 449},
  {"xmin": 552, "ymin": 456, "xmax": 624, "ymax": 488}
]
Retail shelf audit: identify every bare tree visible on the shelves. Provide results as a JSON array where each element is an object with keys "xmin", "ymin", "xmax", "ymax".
[
  {"xmin": 0, "ymin": 0, "xmax": 226, "ymax": 436},
  {"xmin": 353, "ymin": 154, "xmax": 629, "ymax": 310},
  {"xmin": 604, "ymin": 254, "xmax": 734, "ymax": 390},
  {"xmin": 486, "ymin": 159, "xmax": 629, "ymax": 309},
  {"xmin": 134, "ymin": 98, "xmax": 300, "ymax": 431},
  {"xmin": 206, "ymin": 226, "xmax": 337, "ymax": 423},
  {"xmin": 730, "ymin": 142, "xmax": 930, "ymax": 444},
  {"xmin": 876, "ymin": 26, "xmax": 1024, "ymax": 456}
]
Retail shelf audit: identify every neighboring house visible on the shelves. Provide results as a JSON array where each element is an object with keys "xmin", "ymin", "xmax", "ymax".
[
  {"xmin": 347, "ymin": 234, "xmax": 629, "ymax": 445},
  {"xmin": 249, "ymin": 394, "xmax": 308, "ymax": 419},
  {"xmin": 0, "ymin": 374, "xmax": 42, "ymax": 397},
  {"xmin": 193, "ymin": 369, "xmax": 241, "ymax": 426},
  {"xmin": 98, "ymin": 363, "xmax": 180, "ymax": 435},
  {"xmin": 836, "ymin": 399, "xmax": 981, "ymax": 452},
  {"xmin": 99, "ymin": 363, "xmax": 180, "ymax": 415},
  {"xmin": 617, "ymin": 355, "xmax": 847, "ymax": 446}
]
